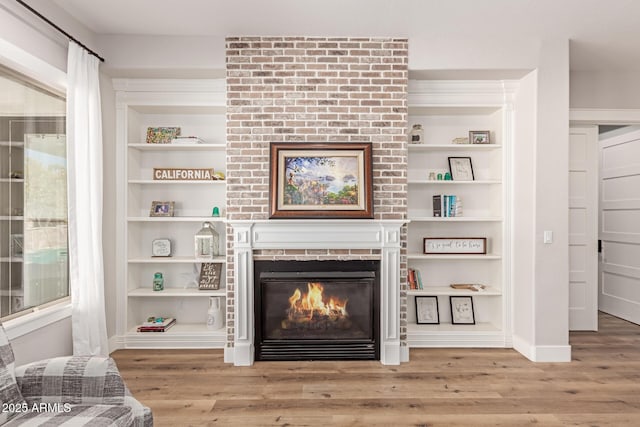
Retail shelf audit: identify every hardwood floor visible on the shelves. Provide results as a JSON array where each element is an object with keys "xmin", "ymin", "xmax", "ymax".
[{"xmin": 112, "ymin": 312, "xmax": 640, "ymax": 426}]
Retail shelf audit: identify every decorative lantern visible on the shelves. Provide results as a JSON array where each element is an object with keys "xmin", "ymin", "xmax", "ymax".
[{"xmin": 194, "ymin": 221, "xmax": 219, "ymax": 259}]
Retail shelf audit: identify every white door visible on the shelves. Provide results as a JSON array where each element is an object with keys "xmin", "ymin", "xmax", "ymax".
[
  {"xmin": 569, "ymin": 126, "xmax": 598, "ymax": 330},
  {"xmin": 599, "ymin": 126, "xmax": 640, "ymax": 325}
]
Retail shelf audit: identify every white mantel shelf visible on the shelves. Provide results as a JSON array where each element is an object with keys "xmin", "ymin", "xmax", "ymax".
[
  {"xmin": 230, "ymin": 219, "xmax": 406, "ymax": 250},
  {"xmin": 227, "ymin": 219, "xmax": 407, "ymax": 366}
]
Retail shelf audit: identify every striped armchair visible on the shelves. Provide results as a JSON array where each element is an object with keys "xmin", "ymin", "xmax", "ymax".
[{"xmin": 0, "ymin": 323, "xmax": 152, "ymax": 426}]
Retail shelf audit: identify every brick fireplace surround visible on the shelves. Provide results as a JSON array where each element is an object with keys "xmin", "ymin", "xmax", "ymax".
[{"xmin": 224, "ymin": 36, "xmax": 408, "ymax": 365}]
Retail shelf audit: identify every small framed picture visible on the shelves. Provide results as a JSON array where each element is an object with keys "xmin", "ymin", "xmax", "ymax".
[
  {"xmin": 415, "ymin": 296, "xmax": 439, "ymax": 324},
  {"xmin": 424, "ymin": 237, "xmax": 487, "ymax": 255},
  {"xmin": 448, "ymin": 156, "xmax": 474, "ymax": 181},
  {"xmin": 449, "ymin": 296, "xmax": 475, "ymax": 325},
  {"xmin": 469, "ymin": 130, "xmax": 490, "ymax": 144},
  {"xmin": 149, "ymin": 201, "xmax": 175, "ymax": 217},
  {"xmin": 10, "ymin": 234, "xmax": 23, "ymax": 257}
]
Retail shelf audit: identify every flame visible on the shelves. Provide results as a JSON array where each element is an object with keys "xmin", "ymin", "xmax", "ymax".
[{"xmin": 287, "ymin": 282, "xmax": 348, "ymax": 321}]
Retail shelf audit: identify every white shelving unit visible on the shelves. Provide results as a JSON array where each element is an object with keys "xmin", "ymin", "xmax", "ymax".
[
  {"xmin": 0, "ymin": 138, "xmax": 24, "ymax": 316},
  {"xmin": 406, "ymin": 80, "xmax": 516, "ymax": 348},
  {"xmin": 114, "ymin": 78, "xmax": 227, "ymax": 349}
]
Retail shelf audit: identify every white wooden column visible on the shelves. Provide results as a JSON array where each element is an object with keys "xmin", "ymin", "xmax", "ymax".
[
  {"xmin": 232, "ymin": 222, "xmax": 255, "ymax": 366},
  {"xmin": 379, "ymin": 223, "xmax": 402, "ymax": 365}
]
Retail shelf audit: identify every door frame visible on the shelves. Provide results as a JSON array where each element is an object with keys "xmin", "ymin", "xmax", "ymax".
[{"xmin": 569, "ymin": 108, "xmax": 640, "ymax": 328}]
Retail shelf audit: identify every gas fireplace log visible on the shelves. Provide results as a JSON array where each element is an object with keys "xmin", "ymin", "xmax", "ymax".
[{"xmin": 281, "ymin": 317, "xmax": 352, "ymax": 330}]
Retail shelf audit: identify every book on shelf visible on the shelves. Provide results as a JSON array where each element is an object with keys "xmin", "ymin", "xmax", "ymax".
[
  {"xmin": 137, "ymin": 317, "xmax": 176, "ymax": 332},
  {"xmin": 432, "ymin": 195, "xmax": 442, "ymax": 217},
  {"xmin": 408, "ymin": 268, "xmax": 424, "ymax": 290},
  {"xmin": 171, "ymin": 136, "xmax": 206, "ymax": 144},
  {"xmin": 415, "ymin": 269, "xmax": 424, "ymax": 290},
  {"xmin": 432, "ymin": 194, "xmax": 462, "ymax": 217}
]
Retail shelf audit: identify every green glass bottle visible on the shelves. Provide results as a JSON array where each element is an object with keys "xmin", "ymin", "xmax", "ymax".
[{"xmin": 153, "ymin": 272, "xmax": 164, "ymax": 291}]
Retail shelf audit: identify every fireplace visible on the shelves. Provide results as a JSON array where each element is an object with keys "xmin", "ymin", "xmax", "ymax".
[
  {"xmin": 254, "ymin": 260, "xmax": 380, "ymax": 361},
  {"xmin": 228, "ymin": 219, "xmax": 404, "ymax": 366}
]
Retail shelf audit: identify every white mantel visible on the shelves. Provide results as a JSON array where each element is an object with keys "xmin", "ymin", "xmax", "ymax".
[{"xmin": 226, "ymin": 219, "xmax": 406, "ymax": 366}]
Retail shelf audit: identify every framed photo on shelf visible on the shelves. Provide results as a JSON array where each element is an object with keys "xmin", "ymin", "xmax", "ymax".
[
  {"xmin": 423, "ymin": 237, "xmax": 487, "ymax": 255},
  {"xmin": 450, "ymin": 296, "xmax": 476, "ymax": 325},
  {"xmin": 415, "ymin": 296, "xmax": 440, "ymax": 324},
  {"xmin": 10, "ymin": 234, "xmax": 23, "ymax": 257},
  {"xmin": 146, "ymin": 127, "xmax": 181, "ymax": 144},
  {"xmin": 269, "ymin": 142, "xmax": 373, "ymax": 219},
  {"xmin": 469, "ymin": 130, "xmax": 490, "ymax": 144},
  {"xmin": 149, "ymin": 201, "xmax": 175, "ymax": 217},
  {"xmin": 448, "ymin": 156, "xmax": 474, "ymax": 181}
]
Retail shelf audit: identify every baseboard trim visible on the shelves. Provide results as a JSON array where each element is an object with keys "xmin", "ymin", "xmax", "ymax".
[{"xmin": 513, "ymin": 334, "xmax": 571, "ymax": 362}]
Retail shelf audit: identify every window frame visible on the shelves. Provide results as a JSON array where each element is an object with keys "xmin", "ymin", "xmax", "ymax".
[{"xmin": 0, "ymin": 38, "xmax": 70, "ymax": 336}]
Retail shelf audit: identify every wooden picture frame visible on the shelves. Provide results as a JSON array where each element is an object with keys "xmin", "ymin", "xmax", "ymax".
[
  {"xmin": 448, "ymin": 156, "xmax": 474, "ymax": 181},
  {"xmin": 469, "ymin": 130, "xmax": 490, "ymax": 144},
  {"xmin": 149, "ymin": 200, "xmax": 175, "ymax": 217},
  {"xmin": 146, "ymin": 127, "xmax": 181, "ymax": 144},
  {"xmin": 423, "ymin": 237, "xmax": 487, "ymax": 255},
  {"xmin": 269, "ymin": 142, "xmax": 373, "ymax": 218},
  {"xmin": 450, "ymin": 296, "xmax": 476, "ymax": 324},
  {"xmin": 415, "ymin": 296, "xmax": 440, "ymax": 324}
]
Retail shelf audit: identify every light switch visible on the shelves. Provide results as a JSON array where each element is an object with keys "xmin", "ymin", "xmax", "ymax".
[{"xmin": 544, "ymin": 230, "xmax": 553, "ymax": 244}]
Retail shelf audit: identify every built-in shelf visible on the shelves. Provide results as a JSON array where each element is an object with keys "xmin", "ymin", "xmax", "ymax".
[
  {"xmin": 407, "ymin": 106, "xmax": 502, "ymax": 116},
  {"xmin": 127, "ymin": 216, "xmax": 226, "ymax": 223},
  {"xmin": 407, "ymin": 253, "xmax": 502, "ymax": 260},
  {"xmin": 406, "ymin": 79, "xmax": 513, "ymax": 350},
  {"xmin": 0, "ymin": 290, "xmax": 23, "ymax": 296},
  {"xmin": 408, "ymin": 216, "xmax": 502, "ymax": 222},
  {"xmin": 117, "ymin": 78, "xmax": 228, "ymax": 351},
  {"xmin": 408, "ymin": 144, "xmax": 502, "ymax": 151},
  {"xmin": 407, "ymin": 286, "xmax": 501, "ymax": 296},
  {"xmin": 128, "ymin": 256, "xmax": 225, "ymax": 264},
  {"xmin": 0, "ymin": 141, "xmax": 24, "ymax": 147},
  {"xmin": 0, "ymin": 216, "xmax": 24, "ymax": 221},
  {"xmin": 407, "ymin": 322, "xmax": 501, "ymax": 334},
  {"xmin": 124, "ymin": 323, "xmax": 226, "ymax": 349},
  {"xmin": 0, "ymin": 257, "xmax": 24, "ymax": 263},
  {"xmin": 128, "ymin": 287, "xmax": 225, "ymax": 297},
  {"xmin": 128, "ymin": 323, "xmax": 226, "ymax": 335},
  {"xmin": 408, "ymin": 180, "xmax": 501, "ymax": 185},
  {"xmin": 128, "ymin": 143, "xmax": 226, "ymax": 151},
  {"xmin": 0, "ymin": 178, "xmax": 24, "ymax": 183},
  {"xmin": 128, "ymin": 179, "xmax": 226, "ymax": 185}
]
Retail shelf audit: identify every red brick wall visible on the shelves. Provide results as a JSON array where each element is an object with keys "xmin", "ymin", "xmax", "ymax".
[{"xmin": 225, "ymin": 36, "xmax": 408, "ymax": 348}]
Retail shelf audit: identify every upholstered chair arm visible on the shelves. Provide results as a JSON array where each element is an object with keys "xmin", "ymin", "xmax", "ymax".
[{"xmin": 14, "ymin": 356, "xmax": 126, "ymax": 406}]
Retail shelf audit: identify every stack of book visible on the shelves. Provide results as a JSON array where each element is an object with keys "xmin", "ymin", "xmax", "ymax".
[
  {"xmin": 408, "ymin": 268, "xmax": 424, "ymax": 290},
  {"xmin": 137, "ymin": 317, "xmax": 176, "ymax": 332},
  {"xmin": 432, "ymin": 194, "xmax": 462, "ymax": 217}
]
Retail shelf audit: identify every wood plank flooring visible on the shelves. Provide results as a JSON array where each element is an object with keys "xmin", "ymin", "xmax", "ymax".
[{"xmin": 111, "ymin": 312, "xmax": 640, "ymax": 426}]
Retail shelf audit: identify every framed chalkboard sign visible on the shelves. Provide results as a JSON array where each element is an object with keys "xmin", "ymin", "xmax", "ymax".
[{"xmin": 198, "ymin": 263, "xmax": 222, "ymax": 290}]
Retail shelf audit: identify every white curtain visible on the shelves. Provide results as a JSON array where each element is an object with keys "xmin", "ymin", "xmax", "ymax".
[{"xmin": 66, "ymin": 41, "xmax": 108, "ymax": 356}]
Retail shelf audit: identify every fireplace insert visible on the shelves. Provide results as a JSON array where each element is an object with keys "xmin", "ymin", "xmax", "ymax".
[{"xmin": 254, "ymin": 260, "xmax": 380, "ymax": 361}]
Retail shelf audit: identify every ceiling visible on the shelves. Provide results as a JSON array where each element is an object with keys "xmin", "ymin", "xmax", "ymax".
[{"xmin": 50, "ymin": 0, "xmax": 640, "ymax": 72}]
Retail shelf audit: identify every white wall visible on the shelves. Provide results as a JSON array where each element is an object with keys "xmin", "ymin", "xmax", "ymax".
[
  {"xmin": 532, "ymin": 39, "xmax": 571, "ymax": 361},
  {"xmin": 571, "ymin": 70, "xmax": 640, "ymax": 109},
  {"xmin": 10, "ymin": 318, "xmax": 72, "ymax": 365},
  {"xmin": 100, "ymin": 73, "xmax": 117, "ymax": 339},
  {"xmin": 512, "ymin": 71, "xmax": 537, "ymax": 353}
]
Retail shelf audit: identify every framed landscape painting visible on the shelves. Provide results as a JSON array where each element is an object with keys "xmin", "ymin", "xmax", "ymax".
[{"xmin": 269, "ymin": 142, "xmax": 373, "ymax": 218}]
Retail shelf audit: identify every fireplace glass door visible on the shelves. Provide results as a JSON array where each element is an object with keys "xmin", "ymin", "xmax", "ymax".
[{"xmin": 256, "ymin": 270, "xmax": 378, "ymax": 361}]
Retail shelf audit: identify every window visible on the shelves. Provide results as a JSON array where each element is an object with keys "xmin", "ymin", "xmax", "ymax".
[{"xmin": 0, "ymin": 65, "xmax": 68, "ymax": 319}]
